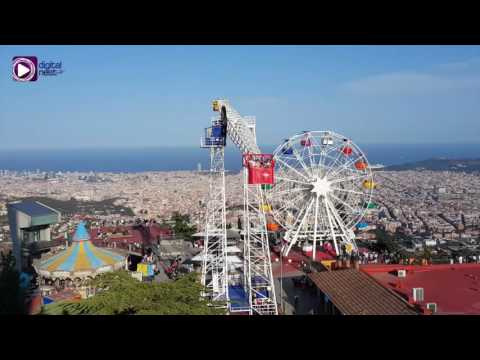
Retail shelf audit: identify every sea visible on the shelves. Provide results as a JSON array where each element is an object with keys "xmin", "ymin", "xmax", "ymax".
[{"xmin": 0, "ymin": 144, "xmax": 479, "ymax": 173}]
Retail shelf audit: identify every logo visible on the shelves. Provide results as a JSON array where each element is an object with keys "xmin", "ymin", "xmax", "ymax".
[
  {"xmin": 39, "ymin": 61, "xmax": 64, "ymax": 76},
  {"xmin": 12, "ymin": 56, "xmax": 38, "ymax": 82},
  {"xmin": 12, "ymin": 56, "xmax": 64, "ymax": 82}
]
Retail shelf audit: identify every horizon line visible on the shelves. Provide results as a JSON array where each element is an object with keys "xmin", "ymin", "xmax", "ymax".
[{"xmin": 1, "ymin": 142, "xmax": 480, "ymax": 151}]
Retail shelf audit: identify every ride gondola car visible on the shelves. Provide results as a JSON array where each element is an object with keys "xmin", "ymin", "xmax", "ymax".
[
  {"xmin": 203, "ymin": 124, "xmax": 226, "ymax": 147},
  {"xmin": 321, "ymin": 134, "xmax": 334, "ymax": 145},
  {"xmin": 244, "ymin": 154, "xmax": 275, "ymax": 185},
  {"xmin": 356, "ymin": 221, "xmax": 369, "ymax": 230},
  {"xmin": 363, "ymin": 201, "xmax": 378, "ymax": 209},
  {"xmin": 300, "ymin": 132, "xmax": 312, "ymax": 147},
  {"xmin": 355, "ymin": 160, "xmax": 368, "ymax": 170},
  {"xmin": 342, "ymin": 145, "xmax": 353, "ymax": 155},
  {"xmin": 362, "ymin": 180, "xmax": 376, "ymax": 189},
  {"xmin": 281, "ymin": 139, "xmax": 294, "ymax": 155}
]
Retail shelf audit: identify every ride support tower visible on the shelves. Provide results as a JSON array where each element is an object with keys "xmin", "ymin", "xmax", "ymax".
[
  {"xmin": 200, "ymin": 115, "xmax": 229, "ymax": 305},
  {"xmin": 243, "ymin": 153, "xmax": 278, "ymax": 315},
  {"xmin": 201, "ymin": 99, "xmax": 278, "ymax": 315}
]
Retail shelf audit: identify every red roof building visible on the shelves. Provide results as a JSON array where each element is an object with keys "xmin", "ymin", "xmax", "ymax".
[
  {"xmin": 89, "ymin": 223, "xmax": 174, "ymax": 250},
  {"xmin": 361, "ymin": 264, "xmax": 480, "ymax": 315}
]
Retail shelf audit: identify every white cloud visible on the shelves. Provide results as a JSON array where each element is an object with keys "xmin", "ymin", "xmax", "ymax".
[
  {"xmin": 342, "ymin": 58, "xmax": 480, "ymax": 96},
  {"xmin": 434, "ymin": 57, "xmax": 480, "ymax": 72}
]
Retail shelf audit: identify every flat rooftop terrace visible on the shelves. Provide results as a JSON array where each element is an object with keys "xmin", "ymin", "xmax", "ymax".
[{"xmin": 361, "ymin": 263, "xmax": 480, "ymax": 314}]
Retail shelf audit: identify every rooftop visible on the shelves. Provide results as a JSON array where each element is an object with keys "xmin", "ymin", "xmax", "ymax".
[
  {"xmin": 37, "ymin": 222, "xmax": 125, "ymax": 278},
  {"xmin": 361, "ymin": 264, "xmax": 480, "ymax": 315},
  {"xmin": 9, "ymin": 201, "xmax": 58, "ymax": 217},
  {"xmin": 90, "ymin": 224, "xmax": 173, "ymax": 246},
  {"xmin": 73, "ymin": 222, "xmax": 90, "ymax": 241},
  {"xmin": 308, "ymin": 268, "xmax": 418, "ymax": 315}
]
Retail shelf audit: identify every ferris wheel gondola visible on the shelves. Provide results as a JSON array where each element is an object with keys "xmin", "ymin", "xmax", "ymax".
[{"xmin": 266, "ymin": 130, "xmax": 375, "ymax": 260}]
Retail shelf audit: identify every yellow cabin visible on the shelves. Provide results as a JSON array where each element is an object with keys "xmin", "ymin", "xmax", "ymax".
[
  {"xmin": 261, "ymin": 204, "xmax": 272, "ymax": 212},
  {"xmin": 362, "ymin": 180, "xmax": 376, "ymax": 190},
  {"xmin": 345, "ymin": 243, "xmax": 353, "ymax": 254}
]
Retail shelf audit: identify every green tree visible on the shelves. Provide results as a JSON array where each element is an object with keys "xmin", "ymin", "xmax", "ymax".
[
  {"xmin": 0, "ymin": 251, "xmax": 25, "ymax": 315},
  {"xmin": 41, "ymin": 271, "xmax": 225, "ymax": 315},
  {"xmin": 414, "ymin": 245, "xmax": 432, "ymax": 264},
  {"xmin": 171, "ymin": 212, "xmax": 196, "ymax": 240},
  {"xmin": 374, "ymin": 229, "xmax": 399, "ymax": 253}
]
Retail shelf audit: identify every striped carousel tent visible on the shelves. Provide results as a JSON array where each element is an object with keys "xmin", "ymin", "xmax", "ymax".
[{"xmin": 36, "ymin": 221, "xmax": 125, "ymax": 280}]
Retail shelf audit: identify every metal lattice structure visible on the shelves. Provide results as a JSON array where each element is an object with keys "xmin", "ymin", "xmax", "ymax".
[
  {"xmin": 200, "ymin": 99, "xmax": 277, "ymax": 315},
  {"xmin": 243, "ymin": 167, "xmax": 278, "ymax": 315},
  {"xmin": 200, "ymin": 118, "xmax": 228, "ymax": 305},
  {"xmin": 266, "ymin": 131, "xmax": 375, "ymax": 260}
]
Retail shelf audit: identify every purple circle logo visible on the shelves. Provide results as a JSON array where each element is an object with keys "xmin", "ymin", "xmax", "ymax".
[{"xmin": 12, "ymin": 56, "xmax": 38, "ymax": 82}]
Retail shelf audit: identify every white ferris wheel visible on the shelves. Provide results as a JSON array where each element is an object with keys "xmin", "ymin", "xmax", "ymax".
[{"xmin": 265, "ymin": 130, "xmax": 376, "ymax": 260}]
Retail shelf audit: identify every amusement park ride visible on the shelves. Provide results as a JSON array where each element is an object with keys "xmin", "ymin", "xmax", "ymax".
[
  {"xmin": 200, "ymin": 101, "xmax": 376, "ymax": 315},
  {"xmin": 200, "ymin": 100, "xmax": 277, "ymax": 315},
  {"xmin": 267, "ymin": 131, "xmax": 375, "ymax": 260}
]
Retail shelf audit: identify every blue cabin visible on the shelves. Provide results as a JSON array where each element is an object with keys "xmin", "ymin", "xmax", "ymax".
[
  {"xmin": 356, "ymin": 222, "xmax": 368, "ymax": 229},
  {"xmin": 281, "ymin": 140, "xmax": 293, "ymax": 155},
  {"xmin": 211, "ymin": 125, "xmax": 224, "ymax": 138},
  {"xmin": 203, "ymin": 125, "xmax": 226, "ymax": 147}
]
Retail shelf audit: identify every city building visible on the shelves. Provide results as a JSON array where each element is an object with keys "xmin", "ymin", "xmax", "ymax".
[
  {"xmin": 362, "ymin": 263, "xmax": 480, "ymax": 315},
  {"xmin": 307, "ymin": 268, "xmax": 418, "ymax": 315},
  {"xmin": 90, "ymin": 222, "xmax": 175, "ymax": 253},
  {"xmin": 299, "ymin": 261, "xmax": 480, "ymax": 315}
]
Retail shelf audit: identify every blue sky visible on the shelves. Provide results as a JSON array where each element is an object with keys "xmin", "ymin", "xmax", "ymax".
[{"xmin": 1, "ymin": 45, "xmax": 479, "ymax": 149}]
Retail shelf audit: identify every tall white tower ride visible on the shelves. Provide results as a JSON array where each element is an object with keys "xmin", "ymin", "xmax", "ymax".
[
  {"xmin": 200, "ymin": 100, "xmax": 278, "ymax": 315},
  {"xmin": 200, "ymin": 117, "xmax": 229, "ymax": 306}
]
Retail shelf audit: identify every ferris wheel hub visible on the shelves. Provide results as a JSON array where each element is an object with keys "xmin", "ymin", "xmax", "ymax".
[{"xmin": 310, "ymin": 176, "xmax": 331, "ymax": 196}]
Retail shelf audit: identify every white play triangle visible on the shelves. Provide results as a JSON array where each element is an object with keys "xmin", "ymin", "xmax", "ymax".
[{"xmin": 17, "ymin": 63, "xmax": 31, "ymax": 77}]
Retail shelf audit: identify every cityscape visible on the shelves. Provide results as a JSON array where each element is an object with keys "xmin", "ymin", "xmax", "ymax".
[
  {"xmin": 1, "ymin": 45, "xmax": 480, "ymax": 316},
  {"xmin": 1, "ymin": 168, "xmax": 480, "ymax": 252}
]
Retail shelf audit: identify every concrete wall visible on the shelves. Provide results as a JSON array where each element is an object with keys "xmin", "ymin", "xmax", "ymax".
[
  {"xmin": 7, "ymin": 203, "xmax": 58, "ymax": 272},
  {"xmin": 7, "ymin": 205, "xmax": 25, "ymax": 272}
]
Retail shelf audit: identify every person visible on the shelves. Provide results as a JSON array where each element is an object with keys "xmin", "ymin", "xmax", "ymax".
[{"xmin": 294, "ymin": 295, "xmax": 299, "ymax": 309}]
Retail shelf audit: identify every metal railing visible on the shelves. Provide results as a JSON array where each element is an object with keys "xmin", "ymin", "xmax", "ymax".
[{"xmin": 23, "ymin": 238, "xmax": 65, "ymax": 253}]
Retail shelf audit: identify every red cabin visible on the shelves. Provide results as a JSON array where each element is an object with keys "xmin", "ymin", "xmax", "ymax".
[
  {"xmin": 323, "ymin": 241, "xmax": 337, "ymax": 257},
  {"xmin": 244, "ymin": 154, "xmax": 275, "ymax": 185},
  {"xmin": 300, "ymin": 137, "xmax": 311, "ymax": 147},
  {"xmin": 342, "ymin": 146, "xmax": 353, "ymax": 156},
  {"xmin": 355, "ymin": 160, "xmax": 367, "ymax": 170},
  {"xmin": 300, "ymin": 132, "xmax": 312, "ymax": 147}
]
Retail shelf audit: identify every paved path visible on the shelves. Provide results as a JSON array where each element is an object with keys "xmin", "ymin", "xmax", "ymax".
[{"xmin": 275, "ymin": 276, "xmax": 318, "ymax": 315}]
